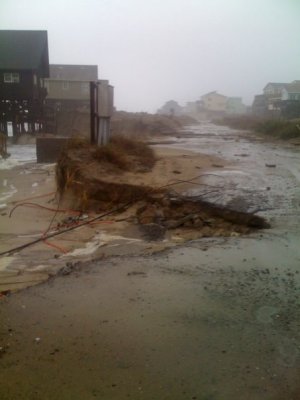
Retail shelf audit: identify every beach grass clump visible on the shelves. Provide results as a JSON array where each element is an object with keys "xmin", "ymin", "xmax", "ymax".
[
  {"xmin": 93, "ymin": 135, "xmax": 155, "ymax": 170},
  {"xmin": 93, "ymin": 142, "xmax": 131, "ymax": 170},
  {"xmin": 111, "ymin": 135, "xmax": 155, "ymax": 168}
]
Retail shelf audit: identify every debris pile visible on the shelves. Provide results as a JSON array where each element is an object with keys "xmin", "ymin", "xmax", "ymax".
[{"xmin": 136, "ymin": 193, "xmax": 269, "ymax": 240}]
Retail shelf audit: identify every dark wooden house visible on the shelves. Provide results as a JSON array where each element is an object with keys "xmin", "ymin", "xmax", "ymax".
[{"xmin": 0, "ymin": 30, "xmax": 49, "ymax": 136}]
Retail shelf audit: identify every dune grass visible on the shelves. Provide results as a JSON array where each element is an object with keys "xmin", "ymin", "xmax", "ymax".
[{"xmin": 93, "ymin": 135, "xmax": 156, "ymax": 170}]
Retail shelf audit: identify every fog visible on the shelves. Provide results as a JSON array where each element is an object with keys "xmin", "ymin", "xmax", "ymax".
[{"xmin": 0, "ymin": 0, "xmax": 299, "ymax": 112}]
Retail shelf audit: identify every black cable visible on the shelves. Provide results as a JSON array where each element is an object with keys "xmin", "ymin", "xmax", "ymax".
[
  {"xmin": 1, "ymin": 172, "xmax": 229, "ymax": 257},
  {"xmin": 0, "ymin": 202, "xmax": 132, "ymax": 257}
]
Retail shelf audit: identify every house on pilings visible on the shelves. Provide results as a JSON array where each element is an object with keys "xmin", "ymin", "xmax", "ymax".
[{"xmin": 0, "ymin": 30, "xmax": 49, "ymax": 138}]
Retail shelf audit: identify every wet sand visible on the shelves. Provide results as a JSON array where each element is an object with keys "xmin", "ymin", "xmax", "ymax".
[
  {"xmin": 1, "ymin": 125, "xmax": 300, "ymax": 399},
  {"xmin": 0, "ymin": 146, "xmax": 226, "ymax": 292},
  {"xmin": 0, "ymin": 236, "xmax": 299, "ymax": 400}
]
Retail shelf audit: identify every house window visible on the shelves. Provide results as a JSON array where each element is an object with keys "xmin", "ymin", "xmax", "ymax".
[
  {"xmin": 4, "ymin": 72, "xmax": 20, "ymax": 83},
  {"xmin": 62, "ymin": 81, "xmax": 69, "ymax": 91},
  {"xmin": 81, "ymin": 82, "xmax": 89, "ymax": 94}
]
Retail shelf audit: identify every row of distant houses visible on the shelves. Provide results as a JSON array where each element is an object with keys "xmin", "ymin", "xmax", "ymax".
[
  {"xmin": 159, "ymin": 82, "xmax": 300, "ymax": 120},
  {"xmin": 252, "ymin": 81, "xmax": 300, "ymax": 118},
  {"xmin": 158, "ymin": 92, "xmax": 247, "ymax": 119}
]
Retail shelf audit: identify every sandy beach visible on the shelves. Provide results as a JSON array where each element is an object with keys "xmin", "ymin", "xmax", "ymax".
[{"xmin": 0, "ymin": 145, "xmax": 228, "ymax": 293}]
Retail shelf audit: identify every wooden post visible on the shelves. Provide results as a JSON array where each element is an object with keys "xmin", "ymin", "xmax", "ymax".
[
  {"xmin": 90, "ymin": 82, "xmax": 96, "ymax": 144},
  {"xmin": 12, "ymin": 118, "xmax": 18, "ymax": 138}
]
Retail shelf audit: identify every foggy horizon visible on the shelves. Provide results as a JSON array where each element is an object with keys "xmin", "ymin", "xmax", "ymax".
[{"xmin": 0, "ymin": 0, "xmax": 299, "ymax": 113}]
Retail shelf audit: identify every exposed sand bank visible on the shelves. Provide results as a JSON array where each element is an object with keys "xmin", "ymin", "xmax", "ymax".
[{"xmin": 0, "ymin": 146, "xmax": 230, "ymax": 293}]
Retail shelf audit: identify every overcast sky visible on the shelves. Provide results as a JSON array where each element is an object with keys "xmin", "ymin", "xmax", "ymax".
[{"xmin": 1, "ymin": 0, "xmax": 299, "ymax": 112}]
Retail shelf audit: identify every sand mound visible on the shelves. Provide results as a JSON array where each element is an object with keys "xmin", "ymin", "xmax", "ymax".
[
  {"xmin": 56, "ymin": 136, "xmax": 159, "ymax": 211},
  {"xmin": 56, "ymin": 137, "xmax": 269, "ymax": 239}
]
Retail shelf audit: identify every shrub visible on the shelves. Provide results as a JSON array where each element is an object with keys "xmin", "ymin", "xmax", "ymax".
[
  {"xmin": 66, "ymin": 136, "xmax": 90, "ymax": 149},
  {"xmin": 279, "ymin": 124, "xmax": 300, "ymax": 139},
  {"xmin": 93, "ymin": 143, "xmax": 131, "ymax": 170},
  {"xmin": 111, "ymin": 135, "xmax": 155, "ymax": 168},
  {"xmin": 93, "ymin": 135, "xmax": 156, "ymax": 171},
  {"xmin": 256, "ymin": 120, "xmax": 287, "ymax": 135},
  {"xmin": 254, "ymin": 120, "xmax": 300, "ymax": 139}
]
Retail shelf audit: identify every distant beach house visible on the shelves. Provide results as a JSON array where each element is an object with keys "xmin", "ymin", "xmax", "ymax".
[
  {"xmin": 226, "ymin": 97, "xmax": 246, "ymax": 115},
  {"xmin": 281, "ymin": 81, "xmax": 300, "ymax": 101},
  {"xmin": 278, "ymin": 81, "xmax": 300, "ymax": 118},
  {"xmin": 157, "ymin": 100, "xmax": 183, "ymax": 116},
  {"xmin": 253, "ymin": 81, "xmax": 300, "ymax": 117},
  {"xmin": 201, "ymin": 91, "xmax": 227, "ymax": 114},
  {"xmin": 158, "ymin": 92, "xmax": 247, "ymax": 120},
  {"xmin": 263, "ymin": 82, "xmax": 287, "ymax": 99}
]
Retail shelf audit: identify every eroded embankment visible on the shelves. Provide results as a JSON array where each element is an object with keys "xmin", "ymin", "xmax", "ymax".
[
  {"xmin": 56, "ymin": 138, "xmax": 269, "ymax": 240},
  {"xmin": 136, "ymin": 192, "xmax": 269, "ymax": 241}
]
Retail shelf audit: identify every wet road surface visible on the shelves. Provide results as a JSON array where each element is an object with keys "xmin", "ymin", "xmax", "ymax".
[{"xmin": 0, "ymin": 124, "xmax": 299, "ymax": 400}]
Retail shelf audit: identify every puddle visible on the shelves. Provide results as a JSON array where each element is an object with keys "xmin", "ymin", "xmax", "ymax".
[
  {"xmin": 0, "ymin": 256, "xmax": 16, "ymax": 272},
  {"xmin": 256, "ymin": 305, "xmax": 278, "ymax": 324},
  {"xmin": 0, "ymin": 184, "xmax": 18, "ymax": 203},
  {"xmin": 277, "ymin": 336, "xmax": 300, "ymax": 367},
  {"xmin": 64, "ymin": 232, "xmax": 142, "ymax": 257}
]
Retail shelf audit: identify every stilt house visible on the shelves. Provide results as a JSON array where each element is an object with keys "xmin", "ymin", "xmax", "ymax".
[{"xmin": 0, "ymin": 30, "xmax": 49, "ymax": 136}]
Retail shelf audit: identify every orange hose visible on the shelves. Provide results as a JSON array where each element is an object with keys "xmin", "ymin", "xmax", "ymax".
[
  {"xmin": 43, "ymin": 239, "xmax": 69, "ymax": 254},
  {"xmin": 87, "ymin": 220, "xmax": 114, "ymax": 226},
  {"xmin": 12, "ymin": 191, "xmax": 56, "ymax": 204},
  {"xmin": 9, "ymin": 202, "xmax": 81, "ymax": 218}
]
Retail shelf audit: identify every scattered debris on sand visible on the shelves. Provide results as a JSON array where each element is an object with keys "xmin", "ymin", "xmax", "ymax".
[
  {"xmin": 136, "ymin": 192, "xmax": 269, "ymax": 241},
  {"xmin": 265, "ymin": 163, "xmax": 277, "ymax": 168}
]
